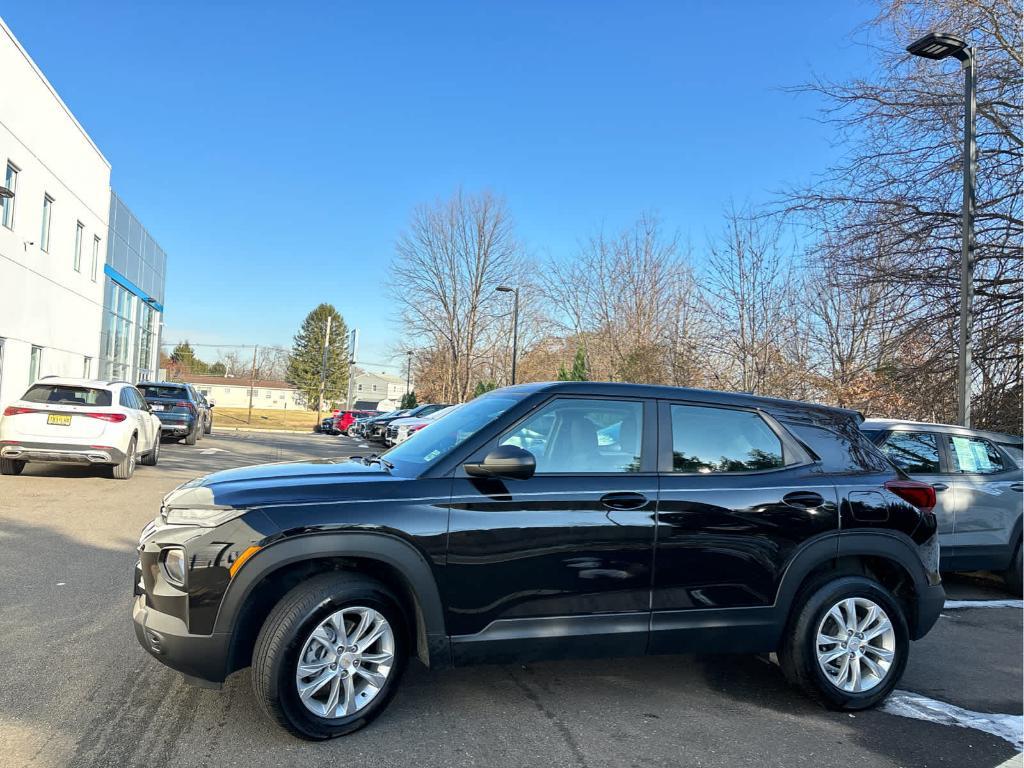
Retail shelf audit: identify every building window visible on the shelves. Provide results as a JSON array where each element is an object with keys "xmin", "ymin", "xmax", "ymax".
[
  {"xmin": 29, "ymin": 346, "xmax": 42, "ymax": 384},
  {"xmin": 83, "ymin": 356, "xmax": 92, "ymax": 378},
  {"xmin": 73, "ymin": 221, "xmax": 84, "ymax": 271},
  {"xmin": 100, "ymin": 281, "xmax": 136, "ymax": 380},
  {"xmin": 40, "ymin": 194, "xmax": 53, "ymax": 252},
  {"xmin": 2, "ymin": 162, "xmax": 17, "ymax": 228},
  {"xmin": 91, "ymin": 236, "xmax": 101, "ymax": 281}
]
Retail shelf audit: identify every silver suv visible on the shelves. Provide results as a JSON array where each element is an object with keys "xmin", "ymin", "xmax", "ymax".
[{"xmin": 862, "ymin": 419, "xmax": 1023, "ymax": 593}]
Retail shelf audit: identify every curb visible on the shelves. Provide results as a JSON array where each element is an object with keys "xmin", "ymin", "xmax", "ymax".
[{"xmin": 212, "ymin": 426, "xmax": 319, "ymax": 435}]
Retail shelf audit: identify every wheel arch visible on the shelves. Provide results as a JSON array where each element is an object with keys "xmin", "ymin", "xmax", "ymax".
[
  {"xmin": 776, "ymin": 531, "xmax": 934, "ymax": 640},
  {"xmin": 218, "ymin": 532, "xmax": 450, "ymax": 675}
]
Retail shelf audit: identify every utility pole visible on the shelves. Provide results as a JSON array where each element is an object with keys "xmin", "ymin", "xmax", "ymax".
[
  {"xmin": 405, "ymin": 350, "xmax": 413, "ymax": 402},
  {"xmin": 316, "ymin": 315, "xmax": 332, "ymax": 428},
  {"xmin": 247, "ymin": 345, "xmax": 258, "ymax": 424},
  {"xmin": 496, "ymin": 285, "xmax": 519, "ymax": 385}
]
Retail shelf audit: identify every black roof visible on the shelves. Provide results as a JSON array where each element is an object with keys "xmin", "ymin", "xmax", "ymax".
[{"xmin": 495, "ymin": 381, "xmax": 862, "ymax": 421}]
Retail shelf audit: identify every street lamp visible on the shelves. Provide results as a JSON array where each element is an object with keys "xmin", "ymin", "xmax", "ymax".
[
  {"xmin": 496, "ymin": 285, "xmax": 519, "ymax": 385},
  {"xmin": 405, "ymin": 350, "xmax": 413, "ymax": 396},
  {"xmin": 906, "ymin": 32, "xmax": 976, "ymax": 427}
]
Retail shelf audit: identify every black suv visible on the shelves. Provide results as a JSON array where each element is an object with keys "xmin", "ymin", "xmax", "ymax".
[
  {"xmin": 133, "ymin": 382, "xmax": 943, "ymax": 739},
  {"xmin": 137, "ymin": 382, "xmax": 209, "ymax": 445}
]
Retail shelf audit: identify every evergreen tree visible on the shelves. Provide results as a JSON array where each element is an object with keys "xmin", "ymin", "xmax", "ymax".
[
  {"xmin": 400, "ymin": 391, "xmax": 418, "ymax": 409},
  {"xmin": 472, "ymin": 380, "xmax": 497, "ymax": 398},
  {"xmin": 170, "ymin": 341, "xmax": 208, "ymax": 375},
  {"xmin": 285, "ymin": 304, "xmax": 349, "ymax": 410},
  {"xmin": 557, "ymin": 347, "xmax": 589, "ymax": 381}
]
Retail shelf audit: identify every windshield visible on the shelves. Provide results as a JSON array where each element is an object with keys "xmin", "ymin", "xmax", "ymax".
[{"xmin": 383, "ymin": 393, "xmax": 523, "ymax": 475}]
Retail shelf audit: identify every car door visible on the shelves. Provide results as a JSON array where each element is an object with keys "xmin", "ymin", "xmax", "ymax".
[
  {"xmin": 446, "ymin": 395, "xmax": 658, "ymax": 663},
  {"xmin": 650, "ymin": 400, "xmax": 835, "ymax": 654},
  {"xmin": 118, "ymin": 388, "xmax": 146, "ymax": 452},
  {"xmin": 131, "ymin": 387, "xmax": 157, "ymax": 452},
  {"xmin": 875, "ymin": 430, "xmax": 953, "ymax": 549},
  {"xmin": 944, "ymin": 433, "xmax": 1023, "ymax": 565}
]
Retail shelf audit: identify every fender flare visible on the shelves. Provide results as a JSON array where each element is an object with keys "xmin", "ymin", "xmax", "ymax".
[
  {"xmin": 215, "ymin": 531, "xmax": 450, "ymax": 669},
  {"xmin": 774, "ymin": 530, "xmax": 935, "ymax": 634}
]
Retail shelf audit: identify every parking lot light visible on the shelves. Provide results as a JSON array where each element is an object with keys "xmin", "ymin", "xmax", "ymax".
[
  {"xmin": 496, "ymin": 285, "xmax": 519, "ymax": 385},
  {"xmin": 906, "ymin": 31, "xmax": 976, "ymax": 428}
]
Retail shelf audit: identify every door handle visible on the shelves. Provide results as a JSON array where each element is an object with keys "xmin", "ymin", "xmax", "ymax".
[
  {"xmin": 931, "ymin": 483, "xmax": 949, "ymax": 492},
  {"xmin": 1012, "ymin": 483, "xmax": 1023, "ymax": 492},
  {"xmin": 782, "ymin": 491, "xmax": 825, "ymax": 509},
  {"xmin": 600, "ymin": 492, "xmax": 647, "ymax": 510}
]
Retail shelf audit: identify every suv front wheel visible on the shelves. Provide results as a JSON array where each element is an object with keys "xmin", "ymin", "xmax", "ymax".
[
  {"xmin": 779, "ymin": 575, "xmax": 908, "ymax": 710},
  {"xmin": 252, "ymin": 573, "xmax": 407, "ymax": 740}
]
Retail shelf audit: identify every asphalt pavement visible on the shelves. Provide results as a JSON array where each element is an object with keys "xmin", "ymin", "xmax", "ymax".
[{"xmin": 0, "ymin": 429, "xmax": 1020, "ymax": 768}]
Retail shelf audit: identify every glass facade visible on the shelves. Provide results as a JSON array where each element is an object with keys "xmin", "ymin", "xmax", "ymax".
[{"xmin": 99, "ymin": 191, "xmax": 167, "ymax": 382}]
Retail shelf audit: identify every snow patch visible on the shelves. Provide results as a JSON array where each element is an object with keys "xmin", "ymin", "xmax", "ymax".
[
  {"xmin": 943, "ymin": 599, "xmax": 1023, "ymax": 610},
  {"xmin": 883, "ymin": 690, "xmax": 1023, "ymax": 751}
]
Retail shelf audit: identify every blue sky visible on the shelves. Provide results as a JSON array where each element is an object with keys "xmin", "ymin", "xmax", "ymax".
[{"xmin": 4, "ymin": 1, "xmax": 883, "ymax": 372}]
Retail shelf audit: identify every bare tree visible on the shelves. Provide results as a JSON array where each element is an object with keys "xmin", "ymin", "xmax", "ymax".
[{"xmin": 391, "ymin": 190, "xmax": 526, "ymax": 402}]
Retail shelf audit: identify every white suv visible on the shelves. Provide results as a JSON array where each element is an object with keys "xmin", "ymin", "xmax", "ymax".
[{"xmin": 0, "ymin": 377, "xmax": 162, "ymax": 479}]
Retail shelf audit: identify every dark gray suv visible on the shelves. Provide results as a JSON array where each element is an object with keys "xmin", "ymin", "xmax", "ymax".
[{"xmin": 863, "ymin": 419, "xmax": 1023, "ymax": 593}]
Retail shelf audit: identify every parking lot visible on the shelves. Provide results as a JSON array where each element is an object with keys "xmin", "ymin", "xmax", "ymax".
[{"xmin": 0, "ymin": 429, "xmax": 1020, "ymax": 768}]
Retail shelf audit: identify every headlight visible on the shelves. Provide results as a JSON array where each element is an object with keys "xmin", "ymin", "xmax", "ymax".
[
  {"xmin": 161, "ymin": 547, "xmax": 187, "ymax": 586},
  {"xmin": 164, "ymin": 506, "xmax": 245, "ymax": 527}
]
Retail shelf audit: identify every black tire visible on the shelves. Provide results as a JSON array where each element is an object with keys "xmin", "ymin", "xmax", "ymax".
[
  {"xmin": 1003, "ymin": 539, "xmax": 1022, "ymax": 596},
  {"xmin": 251, "ymin": 572, "xmax": 407, "ymax": 740},
  {"xmin": 778, "ymin": 575, "xmax": 908, "ymax": 710},
  {"xmin": 140, "ymin": 436, "xmax": 160, "ymax": 466},
  {"xmin": 204, "ymin": 415, "xmax": 212, "ymax": 435},
  {"xmin": 0, "ymin": 458, "xmax": 25, "ymax": 476},
  {"xmin": 184, "ymin": 424, "xmax": 198, "ymax": 446},
  {"xmin": 110, "ymin": 437, "xmax": 137, "ymax": 480}
]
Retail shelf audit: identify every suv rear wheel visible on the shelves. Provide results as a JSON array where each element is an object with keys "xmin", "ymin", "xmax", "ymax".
[
  {"xmin": 110, "ymin": 437, "xmax": 137, "ymax": 480},
  {"xmin": 779, "ymin": 575, "xmax": 908, "ymax": 710},
  {"xmin": 0, "ymin": 457, "xmax": 25, "ymax": 475},
  {"xmin": 252, "ymin": 572, "xmax": 407, "ymax": 740}
]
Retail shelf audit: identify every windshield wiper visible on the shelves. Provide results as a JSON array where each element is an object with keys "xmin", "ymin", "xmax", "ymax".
[{"xmin": 357, "ymin": 454, "xmax": 394, "ymax": 470}]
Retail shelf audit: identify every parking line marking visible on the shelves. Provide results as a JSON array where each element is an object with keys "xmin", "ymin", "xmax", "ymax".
[
  {"xmin": 883, "ymin": 690, "xmax": 1023, "ymax": 751},
  {"xmin": 943, "ymin": 599, "xmax": 1023, "ymax": 610}
]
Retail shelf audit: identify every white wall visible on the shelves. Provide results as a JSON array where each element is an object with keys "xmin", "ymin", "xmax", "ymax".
[
  {"xmin": 190, "ymin": 383, "xmax": 305, "ymax": 411},
  {"xmin": 0, "ymin": 18, "xmax": 111, "ymax": 408}
]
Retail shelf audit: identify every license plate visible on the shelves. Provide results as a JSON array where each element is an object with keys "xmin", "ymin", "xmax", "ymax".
[
  {"xmin": 47, "ymin": 414, "xmax": 72, "ymax": 426},
  {"xmin": 151, "ymin": 404, "xmax": 164, "ymax": 411}
]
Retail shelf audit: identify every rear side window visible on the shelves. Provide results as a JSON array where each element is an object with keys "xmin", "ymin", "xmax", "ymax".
[
  {"xmin": 670, "ymin": 404, "xmax": 784, "ymax": 473},
  {"xmin": 947, "ymin": 435, "xmax": 1006, "ymax": 474},
  {"xmin": 880, "ymin": 431, "xmax": 941, "ymax": 474},
  {"xmin": 22, "ymin": 384, "xmax": 111, "ymax": 407},
  {"xmin": 139, "ymin": 384, "xmax": 186, "ymax": 399}
]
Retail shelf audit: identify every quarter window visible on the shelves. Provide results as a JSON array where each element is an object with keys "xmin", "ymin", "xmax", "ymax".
[
  {"xmin": 2, "ymin": 162, "xmax": 18, "ymax": 228},
  {"xmin": 40, "ymin": 194, "xmax": 53, "ymax": 252},
  {"xmin": 880, "ymin": 431, "xmax": 940, "ymax": 474},
  {"xmin": 947, "ymin": 435, "xmax": 1006, "ymax": 475},
  {"xmin": 670, "ymin": 404, "xmax": 785, "ymax": 473},
  {"xmin": 499, "ymin": 398, "xmax": 643, "ymax": 473}
]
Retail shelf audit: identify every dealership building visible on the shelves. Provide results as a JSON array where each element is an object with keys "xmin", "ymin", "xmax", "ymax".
[{"xmin": 0, "ymin": 19, "xmax": 167, "ymax": 408}]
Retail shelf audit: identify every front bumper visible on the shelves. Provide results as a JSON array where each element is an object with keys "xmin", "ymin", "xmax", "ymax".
[
  {"xmin": 132, "ymin": 594, "xmax": 229, "ymax": 687},
  {"xmin": 1, "ymin": 441, "xmax": 125, "ymax": 465}
]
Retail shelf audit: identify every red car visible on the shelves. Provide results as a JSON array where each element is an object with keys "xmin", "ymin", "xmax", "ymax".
[{"xmin": 330, "ymin": 410, "xmax": 377, "ymax": 436}]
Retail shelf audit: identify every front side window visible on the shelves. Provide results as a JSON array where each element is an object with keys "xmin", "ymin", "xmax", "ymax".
[
  {"xmin": 2, "ymin": 162, "xmax": 18, "ymax": 228},
  {"xmin": 73, "ymin": 221, "xmax": 84, "ymax": 271},
  {"xmin": 40, "ymin": 194, "xmax": 53, "ymax": 252},
  {"xmin": 880, "ymin": 431, "xmax": 940, "ymax": 474},
  {"xmin": 29, "ymin": 345, "xmax": 41, "ymax": 384},
  {"xmin": 947, "ymin": 435, "xmax": 1006, "ymax": 475},
  {"xmin": 499, "ymin": 398, "xmax": 643, "ymax": 473},
  {"xmin": 670, "ymin": 404, "xmax": 785, "ymax": 473}
]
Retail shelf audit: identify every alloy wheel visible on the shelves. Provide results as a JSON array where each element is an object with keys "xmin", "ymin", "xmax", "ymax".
[
  {"xmin": 815, "ymin": 597, "xmax": 895, "ymax": 693},
  {"xmin": 294, "ymin": 606, "xmax": 395, "ymax": 719}
]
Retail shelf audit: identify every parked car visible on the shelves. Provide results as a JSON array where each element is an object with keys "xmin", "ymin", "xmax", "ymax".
[
  {"xmin": 1, "ymin": 377, "xmax": 161, "ymax": 478},
  {"xmin": 134, "ymin": 381, "xmax": 943, "ymax": 740},
  {"xmin": 370, "ymin": 403, "xmax": 450, "ymax": 443},
  {"xmin": 362, "ymin": 409, "xmax": 411, "ymax": 441},
  {"xmin": 385, "ymin": 405, "xmax": 459, "ymax": 446},
  {"xmin": 318, "ymin": 416, "xmax": 335, "ymax": 434},
  {"xmin": 862, "ymin": 418, "xmax": 1023, "ymax": 593},
  {"xmin": 138, "ymin": 381, "xmax": 207, "ymax": 445},
  {"xmin": 323, "ymin": 410, "xmax": 376, "ymax": 436},
  {"xmin": 198, "ymin": 393, "xmax": 215, "ymax": 434}
]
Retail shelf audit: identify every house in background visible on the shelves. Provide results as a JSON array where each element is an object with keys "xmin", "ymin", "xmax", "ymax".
[
  {"xmin": 351, "ymin": 371, "xmax": 405, "ymax": 411},
  {"xmin": 187, "ymin": 375, "xmax": 304, "ymax": 411}
]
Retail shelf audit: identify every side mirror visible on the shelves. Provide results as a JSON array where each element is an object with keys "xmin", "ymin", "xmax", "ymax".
[
  {"xmin": 464, "ymin": 444, "xmax": 536, "ymax": 480},
  {"xmin": 208, "ymin": 400, "xmax": 215, "ymax": 408}
]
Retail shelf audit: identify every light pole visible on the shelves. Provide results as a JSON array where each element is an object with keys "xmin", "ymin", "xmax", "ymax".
[
  {"xmin": 496, "ymin": 285, "xmax": 519, "ymax": 385},
  {"xmin": 906, "ymin": 32, "xmax": 976, "ymax": 428},
  {"xmin": 405, "ymin": 350, "xmax": 413, "ymax": 399}
]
